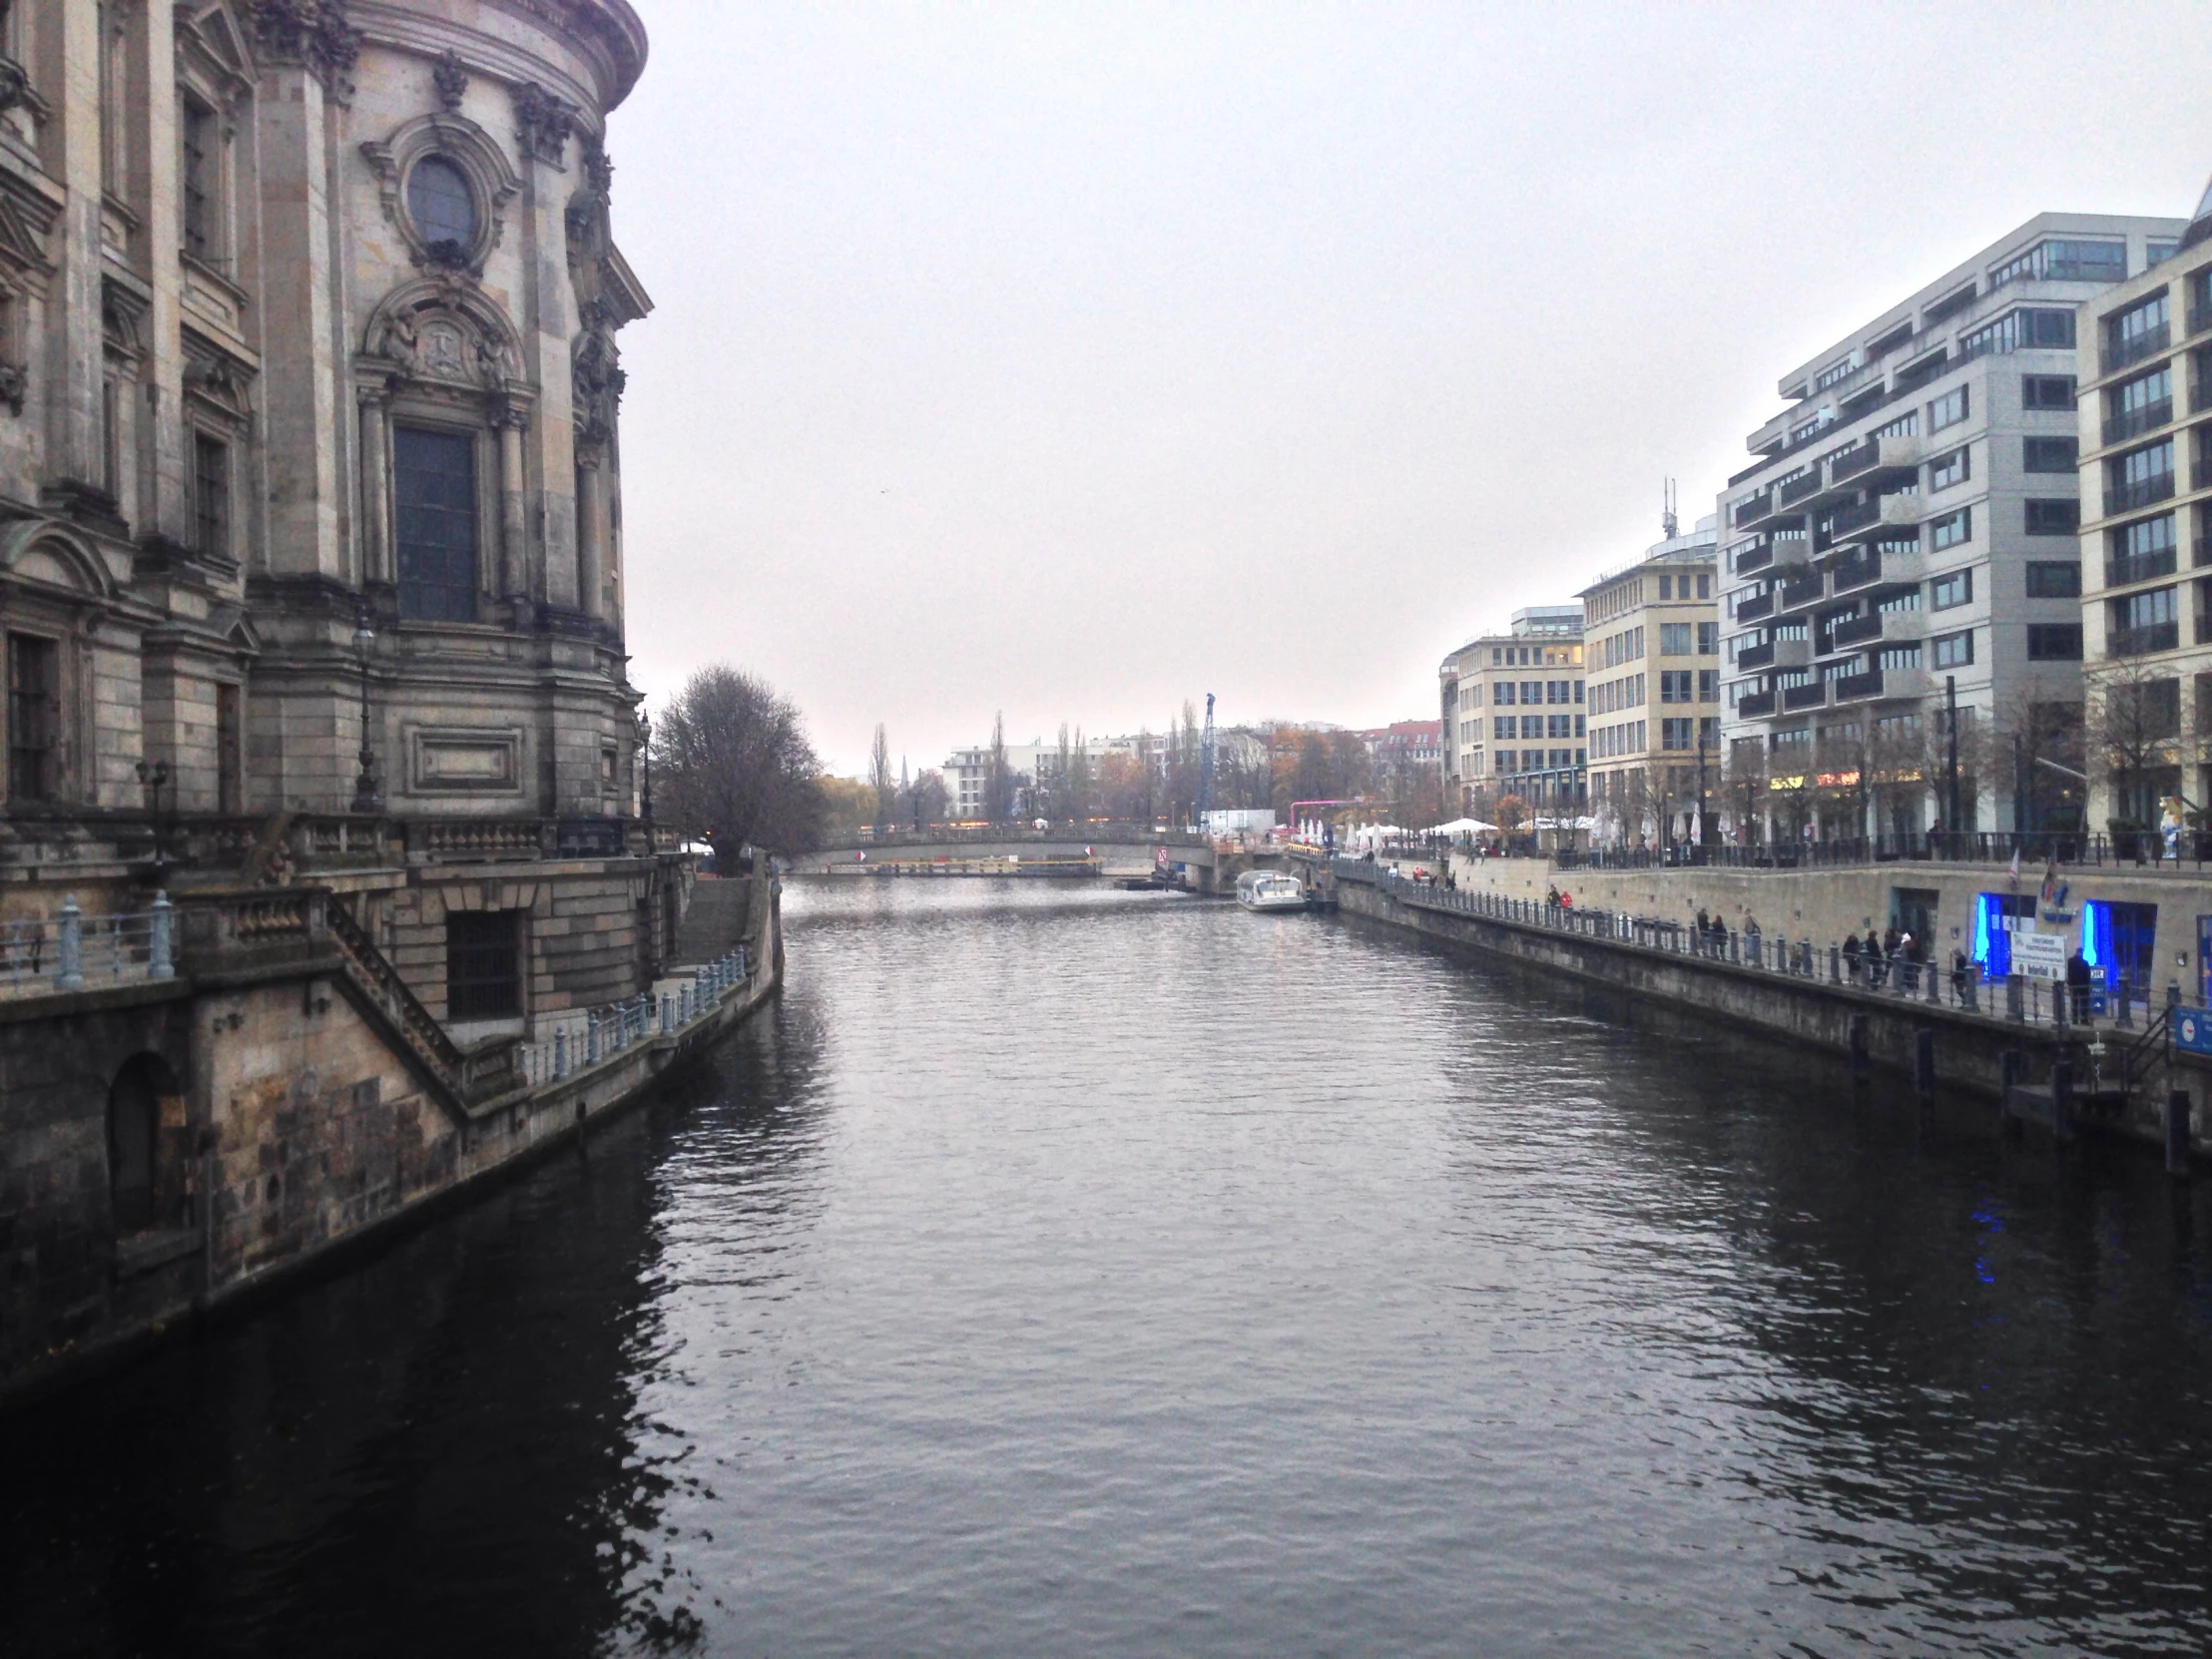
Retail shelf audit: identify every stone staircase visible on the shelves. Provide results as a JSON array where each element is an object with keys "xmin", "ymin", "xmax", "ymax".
[{"xmin": 672, "ymin": 876, "xmax": 753, "ymax": 966}]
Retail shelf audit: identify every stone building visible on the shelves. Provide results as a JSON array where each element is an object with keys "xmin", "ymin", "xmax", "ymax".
[
  {"xmin": 1577, "ymin": 518, "xmax": 1720, "ymax": 847},
  {"xmin": 0, "ymin": 1, "xmax": 746, "ymax": 1396},
  {"xmin": 1438, "ymin": 605, "xmax": 1586, "ymax": 819}
]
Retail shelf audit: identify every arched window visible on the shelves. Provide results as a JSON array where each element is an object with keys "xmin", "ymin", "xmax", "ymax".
[{"xmin": 406, "ymin": 155, "xmax": 477, "ymax": 256}]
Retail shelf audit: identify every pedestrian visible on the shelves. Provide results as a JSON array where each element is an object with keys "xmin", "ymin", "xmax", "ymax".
[
  {"xmin": 1867, "ymin": 928, "xmax": 1887, "ymax": 987},
  {"xmin": 2066, "ymin": 949, "xmax": 2091, "ymax": 1022},
  {"xmin": 1546, "ymin": 884, "xmax": 1561, "ymax": 908},
  {"xmin": 1843, "ymin": 931, "xmax": 1863, "ymax": 982},
  {"xmin": 1560, "ymin": 891, "xmax": 1573, "ymax": 910},
  {"xmin": 1696, "ymin": 906, "xmax": 1711, "ymax": 938},
  {"xmin": 1949, "ymin": 947, "xmax": 1969, "ymax": 999}
]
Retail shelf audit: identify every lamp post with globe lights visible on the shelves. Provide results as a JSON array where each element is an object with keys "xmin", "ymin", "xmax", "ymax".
[{"xmin": 350, "ymin": 612, "xmax": 382, "ymax": 815}]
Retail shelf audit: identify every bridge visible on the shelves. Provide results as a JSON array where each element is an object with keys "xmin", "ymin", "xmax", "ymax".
[{"xmin": 802, "ymin": 825, "xmax": 1292, "ymax": 890}]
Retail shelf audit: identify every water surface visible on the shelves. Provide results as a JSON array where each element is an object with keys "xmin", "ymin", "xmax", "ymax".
[{"xmin": 7, "ymin": 879, "xmax": 2212, "ymax": 1657}]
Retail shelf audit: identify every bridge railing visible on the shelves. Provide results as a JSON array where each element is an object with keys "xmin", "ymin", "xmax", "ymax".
[{"xmin": 819, "ymin": 822, "xmax": 1208, "ymax": 850}]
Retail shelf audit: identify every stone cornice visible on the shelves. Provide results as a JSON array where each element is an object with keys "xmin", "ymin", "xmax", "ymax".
[{"xmin": 349, "ymin": 0, "xmax": 646, "ymax": 117}]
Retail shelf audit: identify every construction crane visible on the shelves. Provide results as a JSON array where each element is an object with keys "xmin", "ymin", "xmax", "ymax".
[{"xmin": 1196, "ymin": 693, "xmax": 1217, "ymax": 825}]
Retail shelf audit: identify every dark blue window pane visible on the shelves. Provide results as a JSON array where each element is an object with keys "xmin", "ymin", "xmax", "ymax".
[
  {"xmin": 407, "ymin": 157, "xmax": 476, "ymax": 252},
  {"xmin": 393, "ymin": 426, "xmax": 477, "ymax": 622}
]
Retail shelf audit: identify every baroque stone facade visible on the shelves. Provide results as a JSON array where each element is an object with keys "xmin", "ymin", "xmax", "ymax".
[{"xmin": 0, "ymin": 1, "xmax": 748, "ymax": 1398}]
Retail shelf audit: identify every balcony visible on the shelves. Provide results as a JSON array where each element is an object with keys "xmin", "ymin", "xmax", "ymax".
[
  {"xmin": 2196, "ymin": 532, "xmax": 2212, "ymax": 568},
  {"xmin": 2105, "ymin": 547, "xmax": 2178, "ymax": 589},
  {"xmin": 2104, "ymin": 398, "xmax": 2174, "ymax": 447},
  {"xmin": 1736, "ymin": 691, "xmax": 1776, "ymax": 719},
  {"xmin": 2107, "ymin": 471, "xmax": 2176, "ymax": 514},
  {"xmin": 1732, "ymin": 537, "xmax": 1774, "ymax": 576},
  {"xmin": 1733, "ymin": 491, "xmax": 1774, "ymax": 528},
  {"xmin": 1828, "ymin": 492, "xmax": 1921, "ymax": 541},
  {"xmin": 1833, "ymin": 611, "xmax": 1886, "ymax": 647},
  {"xmin": 1782, "ymin": 681, "xmax": 1827, "ymax": 711},
  {"xmin": 1778, "ymin": 470, "xmax": 1824, "ymax": 508},
  {"xmin": 1734, "ymin": 641, "xmax": 1775, "ymax": 671},
  {"xmin": 2199, "ymin": 611, "xmax": 2212, "ymax": 647},
  {"xmin": 1830, "ymin": 550, "xmax": 1881, "ymax": 592},
  {"xmin": 2109, "ymin": 620, "xmax": 2181, "ymax": 657},
  {"xmin": 2190, "ymin": 301, "xmax": 2212, "ymax": 341},
  {"xmin": 2103, "ymin": 320, "xmax": 2170, "ymax": 375},
  {"xmin": 1833, "ymin": 669, "xmax": 1884, "ymax": 702},
  {"xmin": 1827, "ymin": 432, "xmax": 1922, "ymax": 484},
  {"xmin": 1778, "ymin": 572, "xmax": 1825, "ymax": 612},
  {"xmin": 1735, "ymin": 590, "xmax": 1775, "ymax": 622},
  {"xmin": 1769, "ymin": 636, "xmax": 1812, "ymax": 669}
]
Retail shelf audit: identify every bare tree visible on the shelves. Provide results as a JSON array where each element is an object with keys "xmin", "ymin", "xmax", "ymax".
[
  {"xmin": 1721, "ymin": 737, "xmax": 1770, "ymax": 844},
  {"xmin": 985, "ymin": 712, "xmax": 1011, "ymax": 824},
  {"xmin": 2085, "ymin": 655, "xmax": 2183, "ymax": 831},
  {"xmin": 900, "ymin": 767, "xmax": 949, "ymax": 830},
  {"xmin": 867, "ymin": 723, "xmax": 894, "ymax": 830},
  {"xmin": 654, "ymin": 665, "xmax": 826, "ymax": 862}
]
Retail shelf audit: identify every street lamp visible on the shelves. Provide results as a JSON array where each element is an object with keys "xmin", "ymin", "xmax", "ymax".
[
  {"xmin": 638, "ymin": 709, "xmax": 653, "ymax": 824},
  {"xmin": 350, "ymin": 612, "xmax": 382, "ymax": 815},
  {"xmin": 135, "ymin": 758, "xmax": 172, "ymax": 884}
]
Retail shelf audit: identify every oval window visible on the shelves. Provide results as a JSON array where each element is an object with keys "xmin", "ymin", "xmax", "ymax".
[{"xmin": 407, "ymin": 155, "xmax": 477, "ymax": 253}]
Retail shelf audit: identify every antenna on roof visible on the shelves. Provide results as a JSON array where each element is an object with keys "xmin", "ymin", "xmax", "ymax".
[{"xmin": 1661, "ymin": 477, "xmax": 1679, "ymax": 541}]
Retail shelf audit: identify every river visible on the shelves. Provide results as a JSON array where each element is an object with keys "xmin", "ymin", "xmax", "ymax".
[{"xmin": 7, "ymin": 879, "xmax": 2212, "ymax": 1657}]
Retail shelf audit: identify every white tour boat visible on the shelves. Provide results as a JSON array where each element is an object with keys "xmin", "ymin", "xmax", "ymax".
[{"xmin": 1236, "ymin": 869, "xmax": 1309, "ymax": 913}]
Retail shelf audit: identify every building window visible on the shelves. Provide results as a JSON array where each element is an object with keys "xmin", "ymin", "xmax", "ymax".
[
  {"xmin": 1661, "ymin": 718, "xmax": 1694, "ymax": 751},
  {"xmin": 1931, "ymin": 509, "xmax": 1971, "ymax": 550},
  {"xmin": 181, "ymin": 94, "xmax": 219, "ymax": 267},
  {"xmin": 7, "ymin": 633, "xmax": 58, "ymax": 804},
  {"xmin": 406, "ymin": 156, "xmax": 479, "ymax": 259},
  {"xmin": 1659, "ymin": 670, "xmax": 1693, "ymax": 703},
  {"xmin": 2149, "ymin": 240, "xmax": 2180, "ymax": 269},
  {"xmin": 1928, "ymin": 446, "xmax": 1969, "ymax": 491},
  {"xmin": 1959, "ymin": 307, "xmax": 2074, "ymax": 361},
  {"xmin": 2024, "ymin": 499, "xmax": 2079, "ymax": 535},
  {"xmin": 1697, "ymin": 621, "xmax": 1718, "ymax": 654},
  {"xmin": 1988, "ymin": 238, "xmax": 2125, "ymax": 288},
  {"xmin": 1698, "ymin": 669, "xmax": 1718, "ymax": 703},
  {"xmin": 1931, "ymin": 569, "xmax": 1973, "ymax": 610},
  {"xmin": 446, "ymin": 910, "xmax": 521, "ymax": 1019},
  {"xmin": 2023, "ymin": 436, "xmax": 2078, "ymax": 472},
  {"xmin": 2021, "ymin": 374, "xmax": 2076, "ymax": 410},
  {"xmin": 2107, "ymin": 511, "xmax": 2177, "ymax": 587},
  {"xmin": 1929, "ymin": 386, "xmax": 1969, "ymax": 432},
  {"xmin": 1658, "ymin": 622, "xmax": 1692, "ymax": 656},
  {"xmin": 1879, "ymin": 587, "xmax": 1922, "ymax": 613},
  {"xmin": 2025, "ymin": 561, "xmax": 2081, "ymax": 598},
  {"xmin": 191, "ymin": 431, "xmax": 230, "ymax": 557},
  {"xmin": 393, "ymin": 426, "xmax": 479, "ymax": 622},
  {"xmin": 2107, "ymin": 438, "xmax": 2176, "ymax": 512},
  {"xmin": 1519, "ymin": 715, "xmax": 1542, "ymax": 740},
  {"xmin": 2109, "ymin": 585, "xmax": 2179, "ymax": 655},
  {"xmin": 1547, "ymin": 714, "xmax": 1572, "ymax": 739},
  {"xmin": 2026, "ymin": 624, "xmax": 2082, "ymax": 661},
  {"xmin": 1930, "ymin": 631, "xmax": 1974, "ymax": 669},
  {"xmin": 1879, "ymin": 644, "xmax": 1923, "ymax": 671},
  {"xmin": 2106, "ymin": 290, "xmax": 2170, "ymax": 356}
]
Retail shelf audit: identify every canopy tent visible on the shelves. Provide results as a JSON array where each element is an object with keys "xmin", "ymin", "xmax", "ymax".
[{"xmin": 1425, "ymin": 818, "xmax": 1497, "ymax": 834}]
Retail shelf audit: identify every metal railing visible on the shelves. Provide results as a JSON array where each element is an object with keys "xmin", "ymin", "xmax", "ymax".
[
  {"xmin": 2103, "ymin": 398, "xmax": 2173, "ymax": 447},
  {"xmin": 0, "ymin": 892, "xmax": 176, "ymax": 998},
  {"xmin": 2102, "ymin": 321, "xmax": 2170, "ymax": 375},
  {"xmin": 2105, "ymin": 547, "xmax": 2178, "ymax": 589},
  {"xmin": 2108, "ymin": 620, "xmax": 2180, "ymax": 657},
  {"xmin": 519, "ymin": 946, "xmax": 751, "ymax": 1088},
  {"xmin": 1831, "ymin": 552, "xmax": 1882, "ymax": 593},
  {"xmin": 1333, "ymin": 858, "xmax": 2178, "ymax": 1038},
  {"xmin": 2107, "ymin": 470, "xmax": 2176, "ymax": 514},
  {"xmin": 1551, "ymin": 828, "xmax": 2212, "ymax": 872}
]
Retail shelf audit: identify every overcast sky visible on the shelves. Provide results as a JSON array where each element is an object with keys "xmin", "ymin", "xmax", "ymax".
[{"xmin": 608, "ymin": 2, "xmax": 2212, "ymax": 776}]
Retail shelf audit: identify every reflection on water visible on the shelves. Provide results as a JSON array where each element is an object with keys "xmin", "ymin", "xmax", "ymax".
[{"xmin": 7, "ymin": 879, "xmax": 2212, "ymax": 1656}]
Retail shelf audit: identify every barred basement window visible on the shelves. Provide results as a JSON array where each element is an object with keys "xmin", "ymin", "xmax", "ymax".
[{"xmin": 446, "ymin": 910, "xmax": 521, "ymax": 1019}]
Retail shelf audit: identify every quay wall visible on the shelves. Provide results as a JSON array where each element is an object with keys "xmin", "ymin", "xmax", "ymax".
[
  {"xmin": 1329, "ymin": 871, "xmax": 2206, "ymax": 1154},
  {"xmin": 0, "ymin": 873, "xmax": 784, "ymax": 1409},
  {"xmin": 1435, "ymin": 854, "xmax": 2212, "ymax": 1000}
]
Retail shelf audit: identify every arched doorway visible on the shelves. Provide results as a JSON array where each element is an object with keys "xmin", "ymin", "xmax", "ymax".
[{"xmin": 108, "ymin": 1053, "xmax": 183, "ymax": 1234}]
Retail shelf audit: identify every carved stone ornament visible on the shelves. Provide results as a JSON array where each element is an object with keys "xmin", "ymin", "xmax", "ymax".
[
  {"xmin": 512, "ymin": 81, "xmax": 578, "ymax": 168},
  {"xmin": 571, "ymin": 325, "xmax": 624, "ymax": 447},
  {"xmin": 0, "ymin": 56, "xmax": 28, "ymax": 118},
  {"xmin": 364, "ymin": 277, "xmax": 524, "ymax": 395},
  {"xmin": 249, "ymin": 0, "xmax": 361, "ymax": 93},
  {"xmin": 432, "ymin": 50, "xmax": 469, "ymax": 112},
  {"xmin": 0, "ymin": 361, "xmax": 25, "ymax": 418}
]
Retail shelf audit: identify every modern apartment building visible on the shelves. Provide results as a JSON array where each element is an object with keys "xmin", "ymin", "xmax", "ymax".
[
  {"xmin": 1438, "ymin": 606, "xmax": 1586, "ymax": 812},
  {"xmin": 1718, "ymin": 213, "xmax": 2185, "ymax": 838},
  {"xmin": 1578, "ymin": 519, "xmax": 1722, "ymax": 845},
  {"xmin": 2076, "ymin": 187, "xmax": 2212, "ymax": 831}
]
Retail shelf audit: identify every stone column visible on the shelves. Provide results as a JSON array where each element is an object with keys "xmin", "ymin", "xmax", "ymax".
[
  {"xmin": 356, "ymin": 387, "xmax": 390, "ymax": 584},
  {"xmin": 495, "ymin": 405, "xmax": 529, "ymax": 599},
  {"xmin": 575, "ymin": 448, "xmax": 606, "ymax": 620}
]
